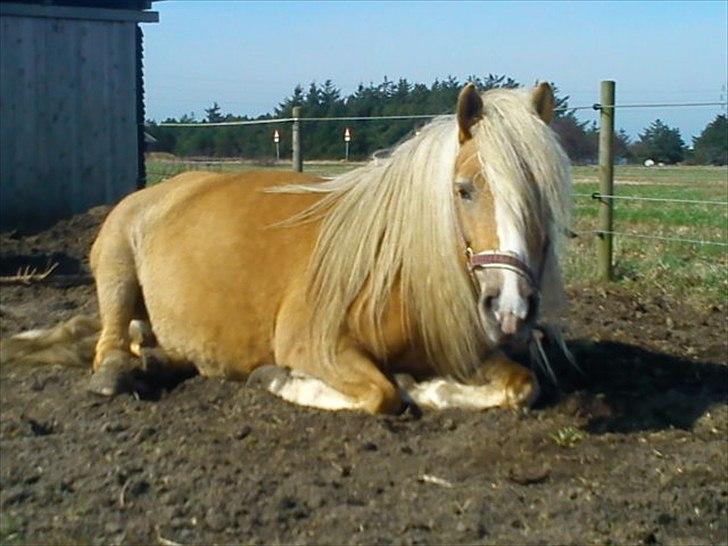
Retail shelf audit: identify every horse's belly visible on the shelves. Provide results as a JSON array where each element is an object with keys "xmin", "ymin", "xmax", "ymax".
[
  {"xmin": 130, "ymin": 171, "xmax": 318, "ymax": 379},
  {"xmin": 146, "ymin": 290, "xmax": 277, "ymax": 379},
  {"xmin": 139, "ymin": 245, "xmax": 309, "ymax": 379}
]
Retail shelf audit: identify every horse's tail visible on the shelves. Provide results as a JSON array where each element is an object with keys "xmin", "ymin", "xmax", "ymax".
[{"xmin": 0, "ymin": 315, "xmax": 100, "ymax": 368}]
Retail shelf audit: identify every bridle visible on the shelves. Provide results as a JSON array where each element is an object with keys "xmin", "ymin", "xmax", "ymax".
[
  {"xmin": 467, "ymin": 247, "xmax": 538, "ymax": 288},
  {"xmin": 463, "ymin": 238, "xmax": 549, "ymax": 294},
  {"xmin": 451, "ymin": 176, "xmax": 549, "ymax": 296}
]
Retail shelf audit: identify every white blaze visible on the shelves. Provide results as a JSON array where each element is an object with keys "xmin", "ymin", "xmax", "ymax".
[{"xmin": 492, "ymin": 191, "xmax": 529, "ymax": 322}]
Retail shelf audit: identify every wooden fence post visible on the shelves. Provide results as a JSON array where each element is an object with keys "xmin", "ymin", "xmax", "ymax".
[
  {"xmin": 598, "ymin": 80, "xmax": 615, "ymax": 281},
  {"xmin": 292, "ymin": 106, "xmax": 302, "ymax": 172}
]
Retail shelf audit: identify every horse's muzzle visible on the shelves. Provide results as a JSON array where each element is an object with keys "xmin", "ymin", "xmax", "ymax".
[
  {"xmin": 499, "ymin": 311, "xmax": 523, "ymax": 336},
  {"xmin": 477, "ymin": 275, "xmax": 539, "ymax": 344}
]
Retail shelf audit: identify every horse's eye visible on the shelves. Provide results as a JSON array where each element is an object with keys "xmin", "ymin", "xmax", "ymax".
[{"xmin": 456, "ymin": 181, "xmax": 475, "ymax": 201}]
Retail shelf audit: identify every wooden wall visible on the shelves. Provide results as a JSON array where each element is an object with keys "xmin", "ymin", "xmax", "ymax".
[{"xmin": 0, "ymin": 3, "xmax": 157, "ymax": 231}]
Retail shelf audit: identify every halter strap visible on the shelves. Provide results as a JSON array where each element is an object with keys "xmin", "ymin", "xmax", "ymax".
[
  {"xmin": 452, "ymin": 199, "xmax": 548, "ymax": 292},
  {"xmin": 468, "ymin": 250, "xmax": 537, "ymax": 287},
  {"xmin": 465, "ymin": 236, "xmax": 550, "ymax": 291}
]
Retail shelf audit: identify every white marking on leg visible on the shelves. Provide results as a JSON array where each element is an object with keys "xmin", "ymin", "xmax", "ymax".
[
  {"xmin": 408, "ymin": 378, "xmax": 508, "ymax": 410},
  {"xmin": 13, "ymin": 329, "xmax": 46, "ymax": 340},
  {"xmin": 270, "ymin": 370, "xmax": 364, "ymax": 411}
]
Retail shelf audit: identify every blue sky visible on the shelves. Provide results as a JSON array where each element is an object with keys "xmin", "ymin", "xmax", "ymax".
[{"xmin": 143, "ymin": 1, "xmax": 727, "ymax": 141}]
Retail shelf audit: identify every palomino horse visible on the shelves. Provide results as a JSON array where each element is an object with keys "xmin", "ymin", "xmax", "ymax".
[{"xmin": 7, "ymin": 83, "xmax": 572, "ymax": 414}]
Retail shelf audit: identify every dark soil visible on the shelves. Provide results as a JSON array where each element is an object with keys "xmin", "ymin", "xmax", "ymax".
[{"xmin": 1, "ymin": 208, "xmax": 726, "ymax": 546}]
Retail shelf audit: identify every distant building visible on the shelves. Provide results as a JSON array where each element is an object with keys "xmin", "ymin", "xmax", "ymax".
[{"xmin": 0, "ymin": 0, "xmax": 159, "ymax": 231}]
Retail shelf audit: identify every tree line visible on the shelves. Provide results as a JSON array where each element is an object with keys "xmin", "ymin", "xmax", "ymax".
[{"xmin": 146, "ymin": 76, "xmax": 727, "ymax": 166}]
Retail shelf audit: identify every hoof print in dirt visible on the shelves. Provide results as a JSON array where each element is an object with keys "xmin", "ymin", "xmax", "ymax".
[
  {"xmin": 246, "ymin": 364, "xmax": 291, "ymax": 391},
  {"xmin": 23, "ymin": 416, "xmax": 56, "ymax": 436},
  {"xmin": 507, "ymin": 463, "xmax": 551, "ymax": 485}
]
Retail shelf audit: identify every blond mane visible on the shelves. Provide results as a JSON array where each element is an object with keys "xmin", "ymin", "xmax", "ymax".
[{"xmin": 274, "ymin": 87, "xmax": 571, "ymax": 379}]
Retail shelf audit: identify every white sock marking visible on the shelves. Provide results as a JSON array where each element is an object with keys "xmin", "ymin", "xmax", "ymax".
[
  {"xmin": 408, "ymin": 378, "xmax": 507, "ymax": 410},
  {"xmin": 270, "ymin": 370, "xmax": 363, "ymax": 411},
  {"xmin": 13, "ymin": 329, "xmax": 46, "ymax": 340}
]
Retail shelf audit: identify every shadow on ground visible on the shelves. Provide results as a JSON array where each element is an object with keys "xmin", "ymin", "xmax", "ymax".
[
  {"xmin": 540, "ymin": 339, "xmax": 728, "ymax": 434},
  {"xmin": 123, "ymin": 337, "xmax": 727, "ymax": 436}
]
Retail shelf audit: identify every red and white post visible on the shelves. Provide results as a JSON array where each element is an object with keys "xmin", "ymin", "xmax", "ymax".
[{"xmin": 344, "ymin": 127, "xmax": 351, "ymax": 161}]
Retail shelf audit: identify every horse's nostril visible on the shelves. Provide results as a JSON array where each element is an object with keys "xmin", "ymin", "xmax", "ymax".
[
  {"xmin": 500, "ymin": 312, "xmax": 523, "ymax": 336},
  {"xmin": 483, "ymin": 295, "xmax": 497, "ymax": 311}
]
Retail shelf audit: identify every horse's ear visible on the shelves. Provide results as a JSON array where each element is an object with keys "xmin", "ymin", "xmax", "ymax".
[
  {"xmin": 457, "ymin": 83, "xmax": 483, "ymax": 143},
  {"xmin": 532, "ymin": 82, "xmax": 555, "ymax": 124}
]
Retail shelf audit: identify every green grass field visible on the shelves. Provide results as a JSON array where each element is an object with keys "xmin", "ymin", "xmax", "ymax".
[
  {"xmin": 146, "ymin": 159, "xmax": 727, "ymax": 304},
  {"xmin": 568, "ymin": 165, "xmax": 726, "ymax": 303}
]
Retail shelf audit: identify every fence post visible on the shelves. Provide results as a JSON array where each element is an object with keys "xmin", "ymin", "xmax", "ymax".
[
  {"xmin": 597, "ymin": 80, "xmax": 615, "ymax": 281},
  {"xmin": 292, "ymin": 106, "xmax": 302, "ymax": 172}
]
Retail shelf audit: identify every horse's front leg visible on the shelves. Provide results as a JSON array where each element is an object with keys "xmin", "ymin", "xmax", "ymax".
[
  {"xmin": 247, "ymin": 338, "xmax": 406, "ymax": 414},
  {"xmin": 405, "ymin": 352, "xmax": 539, "ymax": 410}
]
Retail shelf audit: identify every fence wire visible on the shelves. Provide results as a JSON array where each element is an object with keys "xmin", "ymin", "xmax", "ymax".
[
  {"xmin": 573, "ymin": 192, "xmax": 728, "ymax": 207},
  {"xmin": 157, "ymin": 104, "xmax": 600, "ymax": 127},
  {"xmin": 586, "ymin": 230, "xmax": 728, "ymax": 248},
  {"xmin": 156, "ymin": 101, "xmax": 728, "ymax": 127},
  {"xmin": 607, "ymin": 101, "xmax": 728, "ymax": 110},
  {"xmin": 159, "ymin": 117, "xmax": 296, "ymax": 127}
]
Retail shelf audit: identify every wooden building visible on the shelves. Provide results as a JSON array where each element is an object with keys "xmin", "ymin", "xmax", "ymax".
[{"xmin": 0, "ymin": 0, "xmax": 158, "ymax": 231}]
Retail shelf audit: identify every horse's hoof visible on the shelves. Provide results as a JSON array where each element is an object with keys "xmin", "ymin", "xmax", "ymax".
[
  {"xmin": 88, "ymin": 363, "xmax": 139, "ymax": 397},
  {"xmin": 246, "ymin": 364, "xmax": 290, "ymax": 391},
  {"xmin": 88, "ymin": 353, "xmax": 142, "ymax": 397},
  {"xmin": 504, "ymin": 370, "xmax": 540, "ymax": 409},
  {"xmin": 398, "ymin": 396, "xmax": 423, "ymax": 420}
]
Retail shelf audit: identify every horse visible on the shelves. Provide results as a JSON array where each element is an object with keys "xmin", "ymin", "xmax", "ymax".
[{"xmin": 3, "ymin": 83, "xmax": 572, "ymax": 414}]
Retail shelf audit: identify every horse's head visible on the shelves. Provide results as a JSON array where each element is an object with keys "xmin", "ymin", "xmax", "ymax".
[{"xmin": 452, "ymin": 82, "xmax": 559, "ymax": 348}]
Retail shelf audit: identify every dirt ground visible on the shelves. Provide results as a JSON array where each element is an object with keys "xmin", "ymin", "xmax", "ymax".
[{"xmin": 0, "ymin": 207, "xmax": 726, "ymax": 546}]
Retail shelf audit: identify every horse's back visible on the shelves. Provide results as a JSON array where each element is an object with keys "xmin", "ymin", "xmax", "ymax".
[
  {"xmin": 101, "ymin": 169, "xmax": 318, "ymax": 231},
  {"xmin": 93, "ymin": 170, "xmax": 323, "ymax": 376},
  {"xmin": 90, "ymin": 171, "xmax": 223, "ymax": 271}
]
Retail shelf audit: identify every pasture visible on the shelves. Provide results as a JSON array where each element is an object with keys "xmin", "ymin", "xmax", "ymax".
[
  {"xmin": 567, "ymin": 165, "xmax": 727, "ymax": 304},
  {"xmin": 0, "ymin": 162, "xmax": 725, "ymax": 544}
]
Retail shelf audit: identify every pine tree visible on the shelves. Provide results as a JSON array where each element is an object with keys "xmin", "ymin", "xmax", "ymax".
[
  {"xmin": 304, "ymin": 82, "xmax": 322, "ymax": 116},
  {"xmin": 274, "ymin": 85, "xmax": 305, "ymax": 117},
  {"xmin": 692, "ymin": 114, "xmax": 727, "ymax": 165},
  {"xmin": 631, "ymin": 119, "xmax": 685, "ymax": 164},
  {"xmin": 204, "ymin": 102, "xmax": 223, "ymax": 123}
]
